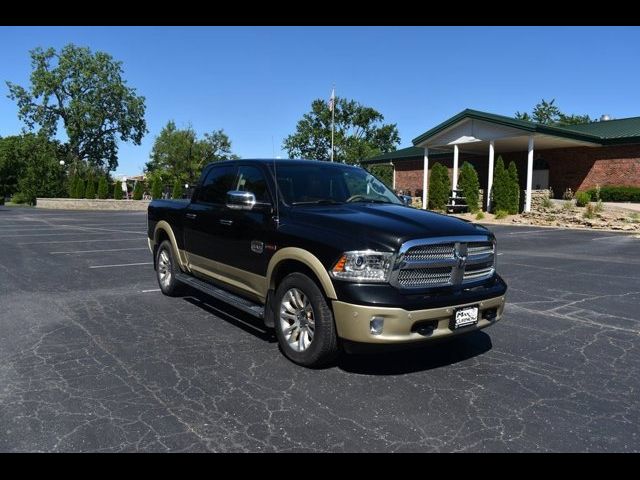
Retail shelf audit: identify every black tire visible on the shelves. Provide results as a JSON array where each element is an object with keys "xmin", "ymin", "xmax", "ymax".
[
  {"xmin": 274, "ymin": 272, "xmax": 339, "ymax": 367},
  {"xmin": 155, "ymin": 240, "xmax": 184, "ymax": 297}
]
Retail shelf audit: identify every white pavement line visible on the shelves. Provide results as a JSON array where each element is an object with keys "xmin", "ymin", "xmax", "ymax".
[
  {"xmin": 18, "ymin": 237, "xmax": 145, "ymax": 245},
  {"xmin": 506, "ymin": 229, "xmax": 562, "ymax": 235},
  {"xmin": 68, "ymin": 225, "xmax": 147, "ymax": 235},
  {"xmin": 89, "ymin": 262, "xmax": 153, "ymax": 269},
  {"xmin": 50, "ymin": 247, "xmax": 149, "ymax": 254},
  {"xmin": 0, "ymin": 231, "xmax": 135, "ymax": 238},
  {"xmin": 141, "ymin": 288, "xmax": 161, "ymax": 293}
]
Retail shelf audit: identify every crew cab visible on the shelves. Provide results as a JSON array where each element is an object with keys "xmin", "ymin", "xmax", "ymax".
[{"xmin": 147, "ymin": 159, "xmax": 507, "ymax": 367}]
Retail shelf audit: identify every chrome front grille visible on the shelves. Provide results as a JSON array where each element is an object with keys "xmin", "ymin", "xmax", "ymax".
[{"xmin": 392, "ymin": 236, "xmax": 495, "ymax": 289}]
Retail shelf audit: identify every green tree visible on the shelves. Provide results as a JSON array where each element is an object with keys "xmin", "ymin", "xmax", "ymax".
[
  {"xmin": 515, "ymin": 98, "xmax": 592, "ymax": 126},
  {"xmin": 428, "ymin": 162, "xmax": 450, "ymax": 210},
  {"xmin": 132, "ymin": 181, "xmax": 143, "ymax": 200},
  {"xmin": 16, "ymin": 135, "xmax": 67, "ymax": 204},
  {"xmin": 145, "ymin": 121, "xmax": 238, "ymax": 186},
  {"xmin": 151, "ymin": 175, "xmax": 163, "ymax": 199},
  {"xmin": 458, "ymin": 162, "xmax": 480, "ymax": 213},
  {"xmin": 76, "ymin": 179, "xmax": 86, "ymax": 199},
  {"xmin": 283, "ymin": 96, "xmax": 400, "ymax": 164},
  {"xmin": 97, "ymin": 176, "xmax": 109, "ymax": 199},
  {"xmin": 7, "ymin": 44, "xmax": 147, "ymax": 172},
  {"xmin": 172, "ymin": 180, "xmax": 184, "ymax": 199},
  {"xmin": 491, "ymin": 156, "xmax": 511, "ymax": 213},
  {"xmin": 507, "ymin": 161, "xmax": 520, "ymax": 214},
  {"xmin": 85, "ymin": 172, "xmax": 96, "ymax": 199},
  {"xmin": 0, "ymin": 136, "xmax": 27, "ymax": 201},
  {"xmin": 365, "ymin": 164, "xmax": 393, "ymax": 189},
  {"xmin": 113, "ymin": 181, "xmax": 123, "ymax": 200}
]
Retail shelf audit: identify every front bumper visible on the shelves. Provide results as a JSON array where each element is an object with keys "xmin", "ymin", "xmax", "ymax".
[{"xmin": 332, "ymin": 295, "xmax": 505, "ymax": 344}]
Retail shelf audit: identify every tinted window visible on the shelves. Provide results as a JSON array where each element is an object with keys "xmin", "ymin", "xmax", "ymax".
[
  {"xmin": 198, "ymin": 165, "xmax": 236, "ymax": 204},
  {"xmin": 233, "ymin": 166, "xmax": 270, "ymax": 203}
]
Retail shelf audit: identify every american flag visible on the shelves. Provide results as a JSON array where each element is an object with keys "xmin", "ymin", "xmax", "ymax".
[{"xmin": 328, "ymin": 87, "xmax": 335, "ymax": 112}]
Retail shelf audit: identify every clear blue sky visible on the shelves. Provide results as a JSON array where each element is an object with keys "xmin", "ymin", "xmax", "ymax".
[{"xmin": 1, "ymin": 26, "xmax": 639, "ymax": 175}]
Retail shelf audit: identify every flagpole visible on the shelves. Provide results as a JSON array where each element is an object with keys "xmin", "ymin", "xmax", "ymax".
[{"xmin": 330, "ymin": 86, "xmax": 335, "ymax": 162}]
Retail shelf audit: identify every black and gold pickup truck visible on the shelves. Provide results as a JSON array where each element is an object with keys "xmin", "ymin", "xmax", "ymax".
[{"xmin": 148, "ymin": 159, "xmax": 507, "ymax": 367}]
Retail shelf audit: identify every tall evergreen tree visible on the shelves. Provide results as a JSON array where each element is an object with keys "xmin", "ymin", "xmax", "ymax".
[
  {"xmin": 132, "ymin": 181, "xmax": 143, "ymax": 200},
  {"xmin": 172, "ymin": 180, "xmax": 184, "ymax": 199},
  {"xmin": 151, "ymin": 176, "xmax": 163, "ymax": 199},
  {"xmin": 113, "ymin": 181, "xmax": 123, "ymax": 200},
  {"xmin": 491, "ymin": 156, "xmax": 510, "ymax": 213},
  {"xmin": 507, "ymin": 161, "xmax": 520, "ymax": 214},
  {"xmin": 97, "ymin": 176, "xmax": 109, "ymax": 199},
  {"xmin": 428, "ymin": 162, "xmax": 450, "ymax": 210},
  {"xmin": 458, "ymin": 162, "xmax": 480, "ymax": 213}
]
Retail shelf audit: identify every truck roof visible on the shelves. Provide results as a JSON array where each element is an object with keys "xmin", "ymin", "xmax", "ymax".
[{"xmin": 204, "ymin": 158, "xmax": 363, "ymax": 170}]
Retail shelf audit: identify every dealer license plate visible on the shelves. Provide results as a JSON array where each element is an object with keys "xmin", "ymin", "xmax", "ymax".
[{"xmin": 453, "ymin": 306, "xmax": 479, "ymax": 329}]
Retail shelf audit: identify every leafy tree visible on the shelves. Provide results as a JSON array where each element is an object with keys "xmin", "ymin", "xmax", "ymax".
[
  {"xmin": 428, "ymin": 162, "xmax": 450, "ymax": 210},
  {"xmin": 113, "ymin": 181, "xmax": 123, "ymax": 200},
  {"xmin": 97, "ymin": 176, "xmax": 109, "ymax": 199},
  {"xmin": 0, "ymin": 136, "xmax": 27, "ymax": 201},
  {"xmin": 507, "ymin": 161, "xmax": 520, "ymax": 214},
  {"xmin": 458, "ymin": 162, "xmax": 480, "ymax": 213},
  {"xmin": 491, "ymin": 157, "xmax": 511, "ymax": 213},
  {"xmin": 172, "ymin": 180, "xmax": 184, "ymax": 199},
  {"xmin": 132, "ymin": 181, "xmax": 143, "ymax": 200},
  {"xmin": 76, "ymin": 179, "xmax": 86, "ymax": 199},
  {"xmin": 365, "ymin": 164, "xmax": 393, "ymax": 189},
  {"xmin": 151, "ymin": 176, "xmax": 163, "ymax": 199},
  {"xmin": 6, "ymin": 44, "xmax": 147, "ymax": 172},
  {"xmin": 515, "ymin": 98, "xmax": 592, "ymax": 126},
  {"xmin": 145, "ymin": 121, "xmax": 238, "ymax": 186},
  {"xmin": 283, "ymin": 96, "xmax": 400, "ymax": 164},
  {"xmin": 85, "ymin": 176, "xmax": 96, "ymax": 199}
]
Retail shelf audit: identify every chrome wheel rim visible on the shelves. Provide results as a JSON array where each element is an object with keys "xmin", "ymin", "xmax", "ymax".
[
  {"xmin": 158, "ymin": 249, "xmax": 172, "ymax": 288},
  {"xmin": 279, "ymin": 288, "xmax": 315, "ymax": 352}
]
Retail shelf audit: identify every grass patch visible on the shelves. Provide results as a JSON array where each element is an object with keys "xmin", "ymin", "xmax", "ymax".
[
  {"xmin": 494, "ymin": 209, "xmax": 509, "ymax": 219},
  {"xmin": 475, "ymin": 211, "xmax": 485, "ymax": 220}
]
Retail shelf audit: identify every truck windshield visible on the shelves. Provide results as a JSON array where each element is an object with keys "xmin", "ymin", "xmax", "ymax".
[{"xmin": 275, "ymin": 163, "xmax": 402, "ymax": 206}]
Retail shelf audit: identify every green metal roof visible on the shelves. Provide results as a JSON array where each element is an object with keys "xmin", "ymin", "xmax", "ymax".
[
  {"xmin": 557, "ymin": 116, "xmax": 640, "ymax": 142},
  {"xmin": 363, "ymin": 146, "xmax": 450, "ymax": 164}
]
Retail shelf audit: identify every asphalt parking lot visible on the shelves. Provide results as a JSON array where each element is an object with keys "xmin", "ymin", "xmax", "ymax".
[{"xmin": 1, "ymin": 206, "xmax": 639, "ymax": 452}]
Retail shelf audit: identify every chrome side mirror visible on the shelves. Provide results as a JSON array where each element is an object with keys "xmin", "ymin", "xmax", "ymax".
[{"xmin": 226, "ymin": 190, "xmax": 256, "ymax": 210}]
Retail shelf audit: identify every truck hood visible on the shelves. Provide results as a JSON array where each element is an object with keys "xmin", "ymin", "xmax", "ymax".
[{"xmin": 287, "ymin": 203, "xmax": 491, "ymax": 251}]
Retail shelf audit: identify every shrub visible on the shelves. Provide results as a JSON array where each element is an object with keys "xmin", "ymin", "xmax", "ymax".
[
  {"xmin": 133, "ymin": 181, "xmax": 144, "ymax": 200},
  {"xmin": 97, "ymin": 177, "xmax": 109, "ymax": 199},
  {"xmin": 583, "ymin": 203, "xmax": 595, "ymax": 219},
  {"xmin": 542, "ymin": 196, "xmax": 553, "ymax": 209},
  {"xmin": 458, "ymin": 162, "xmax": 480, "ymax": 213},
  {"xmin": 594, "ymin": 184, "xmax": 601, "ymax": 202},
  {"xmin": 172, "ymin": 180, "xmax": 184, "ymax": 199},
  {"xmin": 594, "ymin": 200, "xmax": 604, "ymax": 213},
  {"xmin": 562, "ymin": 188, "xmax": 574, "ymax": 200},
  {"xmin": 76, "ymin": 179, "xmax": 86, "ymax": 199},
  {"xmin": 575, "ymin": 191, "xmax": 591, "ymax": 207},
  {"xmin": 494, "ymin": 209, "xmax": 508, "ymax": 219},
  {"xmin": 629, "ymin": 212, "xmax": 640, "ymax": 224},
  {"xmin": 113, "ymin": 181, "xmax": 123, "ymax": 200},
  {"xmin": 68, "ymin": 174, "xmax": 78, "ymax": 198},
  {"xmin": 584, "ymin": 186, "xmax": 640, "ymax": 203},
  {"xmin": 562, "ymin": 200, "xmax": 574, "ymax": 212},
  {"xmin": 475, "ymin": 211, "xmax": 485, "ymax": 220},
  {"xmin": 491, "ymin": 157, "xmax": 510, "ymax": 213},
  {"xmin": 507, "ymin": 161, "xmax": 520, "ymax": 214},
  {"xmin": 11, "ymin": 191, "xmax": 30, "ymax": 204},
  {"xmin": 151, "ymin": 177, "xmax": 163, "ymax": 199},
  {"xmin": 85, "ymin": 178, "xmax": 96, "ymax": 199},
  {"xmin": 428, "ymin": 162, "xmax": 449, "ymax": 210}
]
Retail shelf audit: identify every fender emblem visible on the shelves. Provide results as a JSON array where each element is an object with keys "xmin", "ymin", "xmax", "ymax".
[{"xmin": 251, "ymin": 240, "xmax": 264, "ymax": 254}]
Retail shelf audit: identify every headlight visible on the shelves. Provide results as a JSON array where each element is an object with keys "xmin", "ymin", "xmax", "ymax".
[{"xmin": 330, "ymin": 250, "xmax": 394, "ymax": 282}]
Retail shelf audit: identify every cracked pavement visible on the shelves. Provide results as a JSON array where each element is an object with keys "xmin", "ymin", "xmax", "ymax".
[{"xmin": 0, "ymin": 207, "xmax": 639, "ymax": 451}]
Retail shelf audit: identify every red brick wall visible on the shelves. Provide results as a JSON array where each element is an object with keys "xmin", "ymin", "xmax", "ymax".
[{"xmin": 392, "ymin": 144, "xmax": 640, "ymax": 198}]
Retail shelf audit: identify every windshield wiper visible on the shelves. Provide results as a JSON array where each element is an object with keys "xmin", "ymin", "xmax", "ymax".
[
  {"xmin": 291, "ymin": 199, "xmax": 345, "ymax": 206},
  {"xmin": 349, "ymin": 199, "xmax": 393, "ymax": 204}
]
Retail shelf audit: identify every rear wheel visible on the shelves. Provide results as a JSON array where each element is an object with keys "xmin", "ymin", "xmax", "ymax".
[
  {"xmin": 156, "ymin": 240, "xmax": 184, "ymax": 296},
  {"xmin": 274, "ymin": 273, "xmax": 339, "ymax": 367}
]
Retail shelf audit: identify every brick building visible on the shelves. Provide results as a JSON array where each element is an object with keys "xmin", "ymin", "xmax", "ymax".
[{"xmin": 362, "ymin": 109, "xmax": 640, "ymax": 212}]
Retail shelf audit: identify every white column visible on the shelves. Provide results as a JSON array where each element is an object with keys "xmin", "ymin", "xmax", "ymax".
[
  {"xmin": 487, "ymin": 140, "xmax": 495, "ymax": 211},
  {"xmin": 391, "ymin": 162, "xmax": 396, "ymax": 190},
  {"xmin": 525, "ymin": 136, "xmax": 534, "ymax": 212},
  {"xmin": 422, "ymin": 148, "xmax": 429, "ymax": 210},
  {"xmin": 452, "ymin": 144, "xmax": 459, "ymax": 203}
]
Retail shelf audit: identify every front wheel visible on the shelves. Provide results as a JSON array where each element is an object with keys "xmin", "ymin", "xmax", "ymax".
[
  {"xmin": 274, "ymin": 273, "xmax": 339, "ymax": 367},
  {"xmin": 155, "ymin": 240, "xmax": 184, "ymax": 296}
]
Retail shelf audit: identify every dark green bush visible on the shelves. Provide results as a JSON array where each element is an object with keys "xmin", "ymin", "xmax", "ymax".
[
  {"xmin": 114, "ymin": 181, "xmax": 123, "ymax": 200},
  {"xmin": 428, "ymin": 162, "xmax": 450, "ymax": 210},
  {"xmin": 76, "ymin": 179, "xmax": 85, "ymax": 199},
  {"xmin": 11, "ymin": 191, "xmax": 30, "ymax": 204},
  {"xmin": 491, "ymin": 157, "xmax": 510, "ymax": 213},
  {"xmin": 172, "ymin": 180, "xmax": 184, "ymax": 200},
  {"xmin": 97, "ymin": 177, "xmax": 109, "ymax": 199},
  {"xmin": 85, "ymin": 178, "xmax": 96, "ymax": 199},
  {"xmin": 575, "ymin": 191, "xmax": 591, "ymax": 207},
  {"xmin": 584, "ymin": 186, "xmax": 640, "ymax": 203},
  {"xmin": 458, "ymin": 162, "xmax": 480, "ymax": 213},
  {"xmin": 151, "ymin": 177, "xmax": 163, "ymax": 199},
  {"xmin": 133, "ymin": 181, "xmax": 144, "ymax": 200},
  {"xmin": 507, "ymin": 161, "xmax": 520, "ymax": 214},
  {"xmin": 494, "ymin": 209, "xmax": 509, "ymax": 219}
]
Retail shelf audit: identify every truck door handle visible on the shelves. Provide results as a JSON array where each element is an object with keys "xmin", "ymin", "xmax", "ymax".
[
  {"xmin": 219, "ymin": 219, "xmax": 233, "ymax": 226},
  {"xmin": 186, "ymin": 213, "xmax": 197, "ymax": 219}
]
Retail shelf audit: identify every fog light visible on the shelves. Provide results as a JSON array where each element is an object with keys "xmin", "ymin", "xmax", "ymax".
[{"xmin": 370, "ymin": 316, "xmax": 384, "ymax": 335}]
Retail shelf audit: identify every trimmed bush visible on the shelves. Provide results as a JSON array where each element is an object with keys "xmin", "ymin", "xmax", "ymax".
[
  {"xmin": 428, "ymin": 162, "xmax": 450, "ymax": 210},
  {"xmin": 133, "ymin": 181, "xmax": 144, "ymax": 200},
  {"xmin": 458, "ymin": 162, "xmax": 480, "ymax": 213},
  {"xmin": 68, "ymin": 174, "xmax": 78, "ymax": 198},
  {"xmin": 575, "ymin": 191, "xmax": 591, "ymax": 207},
  {"xmin": 507, "ymin": 161, "xmax": 520, "ymax": 214},
  {"xmin": 584, "ymin": 186, "xmax": 640, "ymax": 203},
  {"xmin": 151, "ymin": 177, "xmax": 163, "ymax": 199},
  {"xmin": 11, "ymin": 191, "xmax": 30, "ymax": 204},
  {"xmin": 172, "ymin": 180, "xmax": 184, "ymax": 200},
  {"xmin": 491, "ymin": 157, "xmax": 510, "ymax": 213},
  {"xmin": 583, "ymin": 203, "xmax": 595, "ymax": 219},
  {"xmin": 85, "ymin": 178, "xmax": 96, "ymax": 199},
  {"xmin": 113, "ymin": 181, "xmax": 123, "ymax": 200},
  {"xmin": 494, "ymin": 209, "xmax": 508, "ymax": 219},
  {"xmin": 97, "ymin": 177, "xmax": 109, "ymax": 199},
  {"xmin": 475, "ymin": 211, "xmax": 485, "ymax": 220},
  {"xmin": 76, "ymin": 179, "xmax": 86, "ymax": 199}
]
